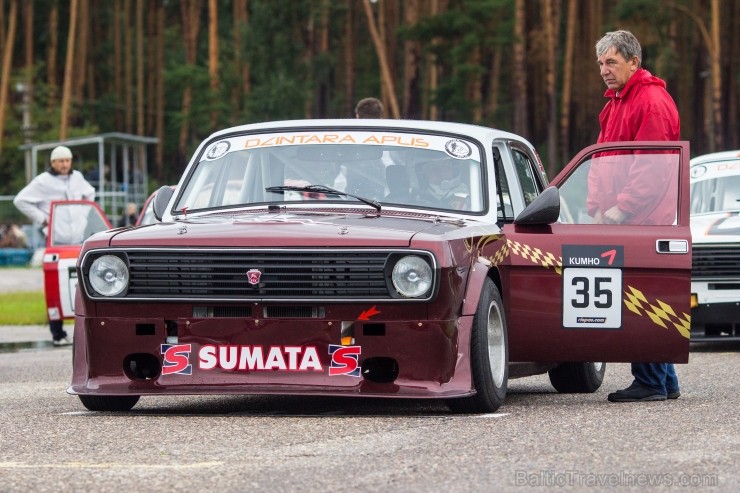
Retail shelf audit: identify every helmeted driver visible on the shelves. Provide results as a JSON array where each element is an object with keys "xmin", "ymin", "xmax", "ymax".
[{"xmin": 417, "ymin": 157, "xmax": 469, "ymax": 210}]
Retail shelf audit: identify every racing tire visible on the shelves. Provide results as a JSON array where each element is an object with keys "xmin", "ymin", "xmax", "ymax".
[
  {"xmin": 78, "ymin": 395, "xmax": 140, "ymax": 412},
  {"xmin": 447, "ymin": 278, "xmax": 508, "ymax": 413},
  {"xmin": 548, "ymin": 362, "xmax": 605, "ymax": 393}
]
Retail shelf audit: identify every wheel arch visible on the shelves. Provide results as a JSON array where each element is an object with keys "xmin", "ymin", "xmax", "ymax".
[{"xmin": 462, "ymin": 260, "xmax": 503, "ymax": 317}]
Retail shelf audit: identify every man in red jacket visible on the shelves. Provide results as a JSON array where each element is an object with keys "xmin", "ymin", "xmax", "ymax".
[{"xmin": 588, "ymin": 30, "xmax": 681, "ymax": 402}]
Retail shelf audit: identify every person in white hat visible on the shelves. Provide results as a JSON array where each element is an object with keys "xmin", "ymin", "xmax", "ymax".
[{"xmin": 13, "ymin": 145, "xmax": 95, "ymax": 346}]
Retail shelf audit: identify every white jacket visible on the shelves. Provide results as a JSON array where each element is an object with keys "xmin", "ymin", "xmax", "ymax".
[{"xmin": 13, "ymin": 170, "xmax": 96, "ymax": 225}]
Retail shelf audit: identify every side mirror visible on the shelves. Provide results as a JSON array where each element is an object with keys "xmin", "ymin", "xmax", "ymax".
[
  {"xmin": 514, "ymin": 186, "xmax": 560, "ymax": 225},
  {"xmin": 152, "ymin": 185, "xmax": 175, "ymax": 222}
]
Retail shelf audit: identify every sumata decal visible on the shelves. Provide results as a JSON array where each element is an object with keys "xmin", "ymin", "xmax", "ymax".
[
  {"xmin": 161, "ymin": 344, "xmax": 193, "ymax": 375},
  {"xmin": 198, "ymin": 345, "xmax": 322, "ymax": 371},
  {"xmin": 328, "ymin": 344, "xmax": 362, "ymax": 377}
]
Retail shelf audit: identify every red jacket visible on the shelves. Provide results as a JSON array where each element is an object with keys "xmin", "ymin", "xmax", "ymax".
[{"xmin": 587, "ymin": 68, "xmax": 680, "ymax": 225}]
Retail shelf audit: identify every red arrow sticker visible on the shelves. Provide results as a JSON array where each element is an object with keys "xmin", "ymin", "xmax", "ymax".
[
  {"xmin": 600, "ymin": 249, "xmax": 617, "ymax": 266},
  {"xmin": 358, "ymin": 305, "xmax": 380, "ymax": 321}
]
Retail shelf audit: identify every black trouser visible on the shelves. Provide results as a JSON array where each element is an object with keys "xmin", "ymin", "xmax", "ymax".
[{"xmin": 49, "ymin": 320, "xmax": 67, "ymax": 341}]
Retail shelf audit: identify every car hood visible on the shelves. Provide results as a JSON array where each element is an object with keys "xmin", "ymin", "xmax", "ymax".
[
  {"xmin": 691, "ymin": 212, "xmax": 740, "ymax": 244},
  {"xmin": 107, "ymin": 210, "xmax": 470, "ymax": 248}
]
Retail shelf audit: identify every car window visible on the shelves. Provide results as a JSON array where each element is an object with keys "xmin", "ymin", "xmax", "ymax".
[
  {"xmin": 50, "ymin": 202, "xmax": 111, "ymax": 246},
  {"xmin": 175, "ymin": 132, "xmax": 486, "ymax": 214},
  {"xmin": 691, "ymin": 169, "xmax": 740, "ymax": 214},
  {"xmin": 511, "ymin": 149, "xmax": 542, "ymax": 206},
  {"xmin": 557, "ymin": 150, "xmax": 680, "ymax": 225},
  {"xmin": 494, "ymin": 150, "xmax": 514, "ymax": 221}
]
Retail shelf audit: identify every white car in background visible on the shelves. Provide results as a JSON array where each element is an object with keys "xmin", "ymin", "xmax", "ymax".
[{"xmin": 690, "ymin": 150, "xmax": 740, "ymax": 341}]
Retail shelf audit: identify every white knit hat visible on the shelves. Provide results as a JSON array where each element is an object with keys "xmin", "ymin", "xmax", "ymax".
[{"xmin": 50, "ymin": 146, "xmax": 73, "ymax": 161}]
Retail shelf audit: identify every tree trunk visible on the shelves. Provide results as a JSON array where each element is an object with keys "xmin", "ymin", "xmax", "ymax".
[
  {"xmin": 208, "ymin": 0, "xmax": 219, "ymax": 128},
  {"xmin": 544, "ymin": 0, "xmax": 559, "ymax": 177},
  {"xmin": 560, "ymin": 0, "xmax": 576, "ymax": 164},
  {"xmin": 23, "ymin": 0, "xmax": 32, "ymax": 85},
  {"xmin": 586, "ymin": 1, "xmax": 603, "ymax": 144},
  {"xmin": 74, "ymin": 0, "xmax": 89, "ymax": 103},
  {"xmin": 710, "ymin": 0, "xmax": 722, "ymax": 149},
  {"xmin": 670, "ymin": 2, "xmax": 721, "ymax": 151},
  {"xmin": 485, "ymin": 45, "xmax": 502, "ymax": 123},
  {"xmin": 470, "ymin": 46, "xmax": 482, "ymax": 123},
  {"xmin": 60, "ymin": 0, "xmax": 79, "ymax": 140},
  {"xmin": 344, "ymin": 0, "xmax": 355, "ymax": 117},
  {"xmin": 425, "ymin": 0, "xmax": 441, "ymax": 120},
  {"xmin": 0, "ymin": 0, "xmax": 18, "ymax": 154},
  {"xmin": 361, "ymin": 0, "xmax": 400, "ymax": 118},
  {"xmin": 729, "ymin": 1, "xmax": 740, "ymax": 150},
  {"xmin": 155, "ymin": 0, "xmax": 165, "ymax": 177},
  {"xmin": 402, "ymin": 0, "xmax": 421, "ymax": 119},
  {"xmin": 377, "ymin": 0, "xmax": 387, "ymax": 106},
  {"xmin": 316, "ymin": 0, "xmax": 330, "ymax": 118},
  {"xmin": 0, "ymin": 0, "xmax": 4, "ymax": 56},
  {"xmin": 178, "ymin": 0, "xmax": 203, "ymax": 157},
  {"xmin": 145, "ymin": 2, "xmax": 156, "ymax": 133},
  {"xmin": 113, "ymin": 0, "xmax": 122, "ymax": 130},
  {"xmin": 302, "ymin": 8, "xmax": 314, "ymax": 119},
  {"xmin": 232, "ymin": 0, "xmax": 249, "ymax": 122},
  {"xmin": 47, "ymin": 1, "xmax": 59, "ymax": 108},
  {"xmin": 512, "ymin": 0, "xmax": 528, "ymax": 137},
  {"xmin": 21, "ymin": 0, "xmax": 32, "ymax": 149},
  {"xmin": 87, "ymin": 0, "xmax": 97, "ymax": 103},
  {"xmin": 382, "ymin": 0, "xmax": 399, "ymax": 109},
  {"xmin": 123, "ymin": 1, "xmax": 133, "ymax": 133},
  {"xmin": 136, "ymin": 0, "xmax": 144, "ymax": 136}
]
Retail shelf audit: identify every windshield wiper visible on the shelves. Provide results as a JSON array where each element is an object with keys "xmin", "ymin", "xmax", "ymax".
[{"xmin": 265, "ymin": 184, "xmax": 381, "ymax": 212}]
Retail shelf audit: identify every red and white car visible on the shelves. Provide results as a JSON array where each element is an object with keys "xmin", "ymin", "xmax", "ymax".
[
  {"xmin": 43, "ymin": 201, "xmax": 112, "ymax": 325},
  {"xmin": 67, "ymin": 119, "xmax": 692, "ymax": 413}
]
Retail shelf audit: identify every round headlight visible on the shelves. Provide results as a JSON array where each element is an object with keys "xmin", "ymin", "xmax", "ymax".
[
  {"xmin": 392, "ymin": 255, "xmax": 432, "ymax": 298},
  {"xmin": 89, "ymin": 255, "xmax": 129, "ymax": 296}
]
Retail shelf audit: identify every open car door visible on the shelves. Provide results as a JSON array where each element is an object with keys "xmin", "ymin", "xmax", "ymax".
[
  {"xmin": 504, "ymin": 141, "xmax": 691, "ymax": 363},
  {"xmin": 44, "ymin": 200, "xmax": 112, "ymax": 321}
]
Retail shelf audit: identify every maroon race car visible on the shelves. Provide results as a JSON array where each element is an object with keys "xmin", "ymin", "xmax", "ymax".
[{"xmin": 68, "ymin": 119, "xmax": 691, "ymax": 413}]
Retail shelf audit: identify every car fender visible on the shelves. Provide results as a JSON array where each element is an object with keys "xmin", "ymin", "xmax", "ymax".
[
  {"xmin": 73, "ymin": 278, "xmax": 88, "ymax": 317},
  {"xmin": 461, "ymin": 257, "xmax": 498, "ymax": 316}
]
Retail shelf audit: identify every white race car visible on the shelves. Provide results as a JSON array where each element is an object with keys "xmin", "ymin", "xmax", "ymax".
[{"xmin": 690, "ymin": 150, "xmax": 740, "ymax": 341}]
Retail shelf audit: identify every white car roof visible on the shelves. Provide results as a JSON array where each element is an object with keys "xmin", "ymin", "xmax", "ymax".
[
  {"xmin": 690, "ymin": 150, "xmax": 740, "ymax": 182},
  {"xmin": 690, "ymin": 150, "xmax": 740, "ymax": 165},
  {"xmin": 204, "ymin": 118, "xmax": 527, "ymax": 146}
]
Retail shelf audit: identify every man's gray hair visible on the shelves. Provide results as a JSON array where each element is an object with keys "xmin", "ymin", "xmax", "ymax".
[{"xmin": 596, "ymin": 30, "xmax": 642, "ymax": 66}]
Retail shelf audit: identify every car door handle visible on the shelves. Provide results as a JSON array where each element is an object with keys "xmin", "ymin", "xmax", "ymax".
[{"xmin": 656, "ymin": 239, "xmax": 688, "ymax": 254}]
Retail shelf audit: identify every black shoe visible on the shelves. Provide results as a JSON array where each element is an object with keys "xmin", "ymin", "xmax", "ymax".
[
  {"xmin": 667, "ymin": 391, "xmax": 680, "ymax": 399},
  {"xmin": 608, "ymin": 383, "xmax": 666, "ymax": 402}
]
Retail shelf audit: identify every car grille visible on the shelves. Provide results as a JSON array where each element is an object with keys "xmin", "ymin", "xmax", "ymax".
[
  {"xmin": 692, "ymin": 244, "xmax": 740, "ymax": 279},
  {"xmin": 82, "ymin": 249, "xmax": 435, "ymax": 302}
]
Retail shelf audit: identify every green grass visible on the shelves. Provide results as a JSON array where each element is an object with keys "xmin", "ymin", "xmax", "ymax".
[{"xmin": 0, "ymin": 291, "xmax": 48, "ymax": 325}]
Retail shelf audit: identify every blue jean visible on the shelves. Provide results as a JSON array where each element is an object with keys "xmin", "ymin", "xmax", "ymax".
[{"xmin": 631, "ymin": 363, "xmax": 679, "ymax": 395}]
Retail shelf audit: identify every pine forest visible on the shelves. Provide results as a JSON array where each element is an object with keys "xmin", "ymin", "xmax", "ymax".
[{"xmin": 0, "ymin": 0, "xmax": 737, "ymax": 193}]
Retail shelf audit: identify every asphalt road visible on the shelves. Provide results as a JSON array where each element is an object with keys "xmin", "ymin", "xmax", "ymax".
[
  {"xmin": 1, "ymin": 268, "xmax": 737, "ymax": 491},
  {"xmin": 0, "ymin": 335, "xmax": 738, "ymax": 493},
  {"xmin": 0, "ymin": 267, "xmax": 43, "ymax": 293}
]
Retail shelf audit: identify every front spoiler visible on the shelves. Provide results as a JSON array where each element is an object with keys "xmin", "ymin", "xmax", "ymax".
[{"xmin": 69, "ymin": 315, "xmax": 475, "ymax": 399}]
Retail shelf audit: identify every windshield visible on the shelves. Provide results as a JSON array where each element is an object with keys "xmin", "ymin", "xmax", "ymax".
[
  {"xmin": 691, "ymin": 162, "xmax": 740, "ymax": 214},
  {"xmin": 174, "ymin": 131, "xmax": 485, "ymax": 215}
]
